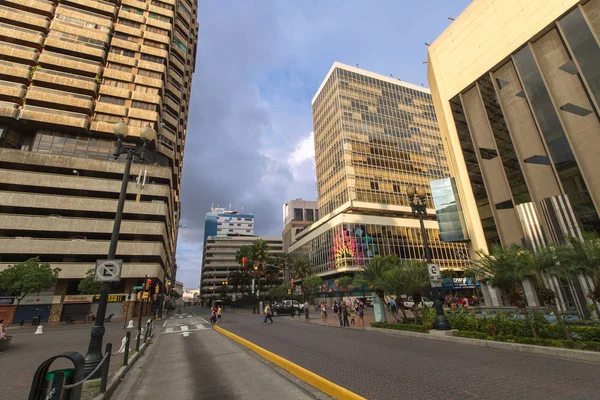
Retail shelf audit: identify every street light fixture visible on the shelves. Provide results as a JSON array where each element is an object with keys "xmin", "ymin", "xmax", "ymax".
[
  {"xmin": 84, "ymin": 120, "xmax": 156, "ymax": 377},
  {"xmin": 406, "ymin": 185, "xmax": 451, "ymax": 331}
]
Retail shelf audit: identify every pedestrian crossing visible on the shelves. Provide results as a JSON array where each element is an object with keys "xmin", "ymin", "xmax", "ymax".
[{"xmin": 164, "ymin": 324, "xmax": 211, "ymax": 333}]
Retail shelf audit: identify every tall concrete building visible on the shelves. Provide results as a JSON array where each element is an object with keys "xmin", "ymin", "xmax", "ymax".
[
  {"xmin": 0, "ymin": 0, "xmax": 198, "ymax": 323},
  {"xmin": 203, "ymin": 206, "xmax": 255, "ymax": 246},
  {"xmin": 199, "ymin": 236, "xmax": 283, "ymax": 303},
  {"xmin": 282, "ymin": 199, "xmax": 318, "ymax": 253},
  {"xmin": 427, "ymin": 0, "xmax": 600, "ymax": 312},
  {"xmin": 289, "ymin": 63, "xmax": 472, "ymax": 294}
]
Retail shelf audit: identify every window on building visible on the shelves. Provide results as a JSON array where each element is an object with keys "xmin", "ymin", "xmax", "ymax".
[
  {"xmin": 121, "ymin": 5, "xmax": 144, "ymax": 15},
  {"xmin": 146, "ymin": 26, "xmax": 169, "ymax": 35},
  {"xmin": 117, "ymin": 19, "xmax": 141, "ymax": 29},
  {"xmin": 138, "ymin": 69, "xmax": 162, "ymax": 80},
  {"xmin": 149, "ymin": 13, "xmax": 170, "ymax": 22},
  {"xmin": 109, "ymin": 47, "xmax": 135, "ymax": 58},
  {"xmin": 293, "ymin": 208, "xmax": 303, "ymax": 221},
  {"xmin": 144, "ymin": 39, "xmax": 167, "ymax": 50},
  {"xmin": 370, "ymin": 182, "xmax": 379, "ymax": 190},
  {"xmin": 114, "ymin": 32, "xmax": 138, "ymax": 43},
  {"xmin": 103, "ymin": 79, "xmax": 129, "ymax": 88},
  {"xmin": 151, "ymin": 0, "xmax": 172, "ymax": 10},
  {"xmin": 306, "ymin": 209, "xmax": 314, "ymax": 221},
  {"xmin": 173, "ymin": 37, "xmax": 187, "ymax": 52},
  {"xmin": 134, "ymin": 84, "xmax": 160, "ymax": 94},
  {"xmin": 99, "ymin": 96, "xmax": 126, "ymax": 105},
  {"xmin": 140, "ymin": 54, "xmax": 165, "ymax": 65},
  {"xmin": 106, "ymin": 62, "xmax": 132, "ymax": 72},
  {"xmin": 131, "ymin": 101, "xmax": 157, "ymax": 111}
]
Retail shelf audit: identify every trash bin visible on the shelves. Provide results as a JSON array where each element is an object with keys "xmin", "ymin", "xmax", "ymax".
[
  {"xmin": 0, "ymin": 336, "xmax": 11, "ymax": 352},
  {"xmin": 32, "ymin": 317, "xmax": 40, "ymax": 326},
  {"xmin": 43, "ymin": 368, "xmax": 75, "ymax": 400}
]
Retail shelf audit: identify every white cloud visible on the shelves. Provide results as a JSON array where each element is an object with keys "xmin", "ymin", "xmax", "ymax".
[{"xmin": 289, "ymin": 131, "xmax": 314, "ymax": 168}]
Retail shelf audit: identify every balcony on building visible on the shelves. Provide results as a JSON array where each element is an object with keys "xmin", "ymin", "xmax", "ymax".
[
  {"xmin": 44, "ymin": 36, "xmax": 107, "ymax": 63},
  {"xmin": 26, "ymin": 86, "xmax": 95, "ymax": 115},
  {"xmin": 137, "ymin": 59, "xmax": 165, "ymax": 74},
  {"xmin": 122, "ymin": 0, "xmax": 149, "ymax": 11},
  {"xmin": 131, "ymin": 90, "xmax": 161, "ymax": 105},
  {"xmin": 20, "ymin": 105, "xmax": 91, "ymax": 130},
  {"xmin": 143, "ymin": 30, "xmax": 170, "ymax": 45},
  {"xmin": 0, "ymin": 42, "xmax": 40, "ymax": 65},
  {"xmin": 0, "ymin": 81, "xmax": 27, "ymax": 104},
  {"xmin": 161, "ymin": 111, "xmax": 177, "ymax": 128},
  {"xmin": 98, "ymin": 84, "xmax": 131, "ymax": 100},
  {"xmin": 118, "ymin": 9, "xmax": 145, "ymax": 24},
  {"xmin": 60, "ymin": 0, "xmax": 118, "ymax": 19},
  {"xmin": 0, "ymin": 5, "xmax": 51, "ymax": 32},
  {"xmin": 0, "ymin": 22, "xmax": 46, "ymax": 50},
  {"xmin": 94, "ymin": 101, "xmax": 127, "ymax": 118},
  {"xmin": 0, "ymin": 100, "xmax": 19, "ymax": 119},
  {"xmin": 1, "ymin": 0, "xmax": 55, "ymax": 18},
  {"xmin": 110, "ymin": 38, "xmax": 140, "ymax": 53},
  {"xmin": 107, "ymin": 52, "xmax": 138, "ymax": 67},
  {"xmin": 145, "ymin": 17, "xmax": 171, "ymax": 31},
  {"xmin": 166, "ymin": 80, "xmax": 181, "ymax": 99},
  {"xmin": 169, "ymin": 55, "xmax": 185, "ymax": 76},
  {"xmin": 162, "ymin": 94, "xmax": 178, "ymax": 112},
  {"xmin": 114, "ymin": 23, "xmax": 142, "ymax": 39},
  {"xmin": 50, "ymin": 19, "xmax": 112, "ymax": 46},
  {"xmin": 134, "ymin": 74, "xmax": 163, "ymax": 89},
  {"xmin": 55, "ymin": 4, "xmax": 113, "ymax": 31},
  {"xmin": 0, "ymin": 60, "xmax": 32, "ymax": 84},
  {"xmin": 103, "ymin": 67, "xmax": 134, "ymax": 84},
  {"xmin": 38, "ymin": 51, "xmax": 102, "ymax": 78},
  {"xmin": 32, "ymin": 68, "xmax": 99, "ymax": 96}
]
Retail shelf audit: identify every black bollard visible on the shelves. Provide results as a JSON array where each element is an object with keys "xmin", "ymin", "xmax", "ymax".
[{"xmin": 99, "ymin": 343, "xmax": 111, "ymax": 394}]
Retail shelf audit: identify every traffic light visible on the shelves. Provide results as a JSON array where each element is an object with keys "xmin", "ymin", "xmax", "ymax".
[
  {"xmin": 146, "ymin": 279, "xmax": 152, "ymax": 291},
  {"xmin": 291, "ymin": 279, "xmax": 295, "ymax": 286},
  {"xmin": 242, "ymin": 257, "xmax": 247, "ymax": 267}
]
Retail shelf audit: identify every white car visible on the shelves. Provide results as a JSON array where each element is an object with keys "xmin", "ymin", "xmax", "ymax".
[{"xmin": 402, "ymin": 296, "xmax": 434, "ymax": 309}]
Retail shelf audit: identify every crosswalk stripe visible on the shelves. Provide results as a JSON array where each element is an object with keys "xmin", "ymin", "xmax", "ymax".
[
  {"xmin": 181, "ymin": 325, "xmax": 189, "ymax": 331},
  {"xmin": 166, "ymin": 327, "xmax": 174, "ymax": 333}
]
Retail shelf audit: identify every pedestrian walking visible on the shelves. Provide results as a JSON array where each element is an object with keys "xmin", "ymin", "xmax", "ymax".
[
  {"xmin": 210, "ymin": 306, "xmax": 217, "ymax": 324},
  {"xmin": 390, "ymin": 297, "xmax": 397, "ymax": 315},
  {"xmin": 263, "ymin": 303, "xmax": 274, "ymax": 324},
  {"xmin": 358, "ymin": 302, "xmax": 365, "ymax": 327},
  {"xmin": 304, "ymin": 300, "xmax": 309, "ymax": 320},
  {"xmin": 320, "ymin": 301, "xmax": 328, "ymax": 323},
  {"xmin": 338, "ymin": 302, "xmax": 343, "ymax": 326},
  {"xmin": 333, "ymin": 301, "xmax": 339, "ymax": 317},
  {"xmin": 350, "ymin": 308, "xmax": 355, "ymax": 325},
  {"xmin": 217, "ymin": 306, "xmax": 222, "ymax": 323},
  {"xmin": 342, "ymin": 302, "xmax": 349, "ymax": 327}
]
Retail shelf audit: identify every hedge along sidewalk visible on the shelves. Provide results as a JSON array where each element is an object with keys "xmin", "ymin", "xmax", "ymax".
[{"xmin": 365, "ymin": 325, "xmax": 600, "ymax": 364}]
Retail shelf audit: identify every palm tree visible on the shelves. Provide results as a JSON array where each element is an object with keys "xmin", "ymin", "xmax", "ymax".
[
  {"xmin": 379, "ymin": 258, "xmax": 429, "ymax": 323},
  {"xmin": 559, "ymin": 236, "xmax": 600, "ymax": 317},
  {"xmin": 470, "ymin": 245, "xmax": 539, "ymax": 338},
  {"xmin": 292, "ymin": 258, "xmax": 310, "ymax": 279},
  {"xmin": 251, "ymin": 239, "xmax": 271, "ymax": 270},
  {"xmin": 353, "ymin": 256, "xmax": 392, "ymax": 322},
  {"xmin": 228, "ymin": 271, "xmax": 243, "ymax": 297},
  {"xmin": 235, "ymin": 245, "xmax": 252, "ymax": 295},
  {"xmin": 274, "ymin": 253, "xmax": 293, "ymax": 285},
  {"xmin": 303, "ymin": 274, "xmax": 323, "ymax": 302}
]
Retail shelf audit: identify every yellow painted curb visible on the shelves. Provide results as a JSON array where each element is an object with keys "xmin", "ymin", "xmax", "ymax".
[{"xmin": 213, "ymin": 325, "xmax": 365, "ymax": 400}]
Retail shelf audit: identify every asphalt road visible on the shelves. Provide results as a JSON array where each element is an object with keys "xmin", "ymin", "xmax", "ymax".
[
  {"xmin": 114, "ymin": 312, "xmax": 327, "ymax": 400},
  {"xmin": 190, "ymin": 307, "xmax": 599, "ymax": 400}
]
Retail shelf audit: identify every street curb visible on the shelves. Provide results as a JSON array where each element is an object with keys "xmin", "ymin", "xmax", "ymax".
[
  {"xmin": 213, "ymin": 325, "xmax": 366, "ymax": 400},
  {"xmin": 92, "ymin": 333, "xmax": 155, "ymax": 400},
  {"xmin": 364, "ymin": 327, "xmax": 600, "ymax": 363}
]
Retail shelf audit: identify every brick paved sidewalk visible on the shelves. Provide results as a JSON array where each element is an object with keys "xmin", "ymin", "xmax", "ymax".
[{"xmin": 288, "ymin": 307, "xmax": 411, "ymax": 330}]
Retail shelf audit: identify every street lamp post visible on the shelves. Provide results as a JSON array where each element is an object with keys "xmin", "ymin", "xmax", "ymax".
[
  {"xmin": 84, "ymin": 120, "xmax": 156, "ymax": 377},
  {"xmin": 406, "ymin": 186, "xmax": 451, "ymax": 331}
]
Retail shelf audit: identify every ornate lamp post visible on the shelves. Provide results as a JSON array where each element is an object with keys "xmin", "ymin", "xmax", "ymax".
[
  {"xmin": 406, "ymin": 186, "xmax": 451, "ymax": 331},
  {"xmin": 84, "ymin": 120, "xmax": 156, "ymax": 377}
]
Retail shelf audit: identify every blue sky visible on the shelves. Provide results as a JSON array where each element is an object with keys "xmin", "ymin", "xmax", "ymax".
[{"xmin": 176, "ymin": 0, "xmax": 473, "ymax": 288}]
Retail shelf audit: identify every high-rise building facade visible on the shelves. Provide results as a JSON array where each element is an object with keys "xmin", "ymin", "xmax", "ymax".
[
  {"xmin": 428, "ymin": 0, "xmax": 600, "ymax": 313},
  {"xmin": 282, "ymin": 199, "xmax": 318, "ymax": 253},
  {"xmin": 199, "ymin": 236, "xmax": 283, "ymax": 303},
  {"xmin": 203, "ymin": 207, "xmax": 255, "ymax": 246},
  {"xmin": 429, "ymin": 0, "xmax": 600, "ymax": 249},
  {"xmin": 289, "ymin": 63, "xmax": 472, "ymax": 292},
  {"xmin": 0, "ymin": 0, "xmax": 198, "ymax": 322}
]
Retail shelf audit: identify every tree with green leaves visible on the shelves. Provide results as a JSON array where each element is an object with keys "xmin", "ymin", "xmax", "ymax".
[
  {"xmin": 0, "ymin": 257, "xmax": 60, "ymax": 306},
  {"xmin": 235, "ymin": 245, "xmax": 253, "ymax": 295},
  {"xmin": 302, "ymin": 274, "xmax": 323, "ymax": 301},
  {"xmin": 379, "ymin": 257, "xmax": 429, "ymax": 323},
  {"xmin": 558, "ymin": 235, "xmax": 600, "ymax": 314},
  {"xmin": 274, "ymin": 253, "xmax": 292, "ymax": 283},
  {"xmin": 250, "ymin": 239, "xmax": 271, "ymax": 271},
  {"xmin": 292, "ymin": 258, "xmax": 310, "ymax": 279},
  {"xmin": 352, "ymin": 257, "xmax": 392, "ymax": 322},
  {"xmin": 78, "ymin": 269, "xmax": 102, "ymax": 295},
  {"xmin": 337, "ymin": 275, "xmax": 353, "ymax": 291},
  {"xmin": 269, "ymin": 285, "xmax": 288, "ymax": 301}
]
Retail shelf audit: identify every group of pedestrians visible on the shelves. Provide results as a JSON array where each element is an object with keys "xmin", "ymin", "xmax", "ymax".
[
  {"xmin": 320, "ymin": 299, "xmax": 365, "ymax": 327},
  {"xmin": 209, "ymin": 305, "xmax": 222, "ymax": 324}
]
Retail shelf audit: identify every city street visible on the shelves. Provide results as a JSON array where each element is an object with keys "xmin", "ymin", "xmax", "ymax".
[
  {"xmin": 188, "ymin": 307, "xmax": 598, "ymax": 400},
  {"xmin": 2, "ymin": 321, "xmax": 140, "ymax": 400},
  {"xmin": 113, "ymin": 312, "xmax": 328, "ymax": 400}
]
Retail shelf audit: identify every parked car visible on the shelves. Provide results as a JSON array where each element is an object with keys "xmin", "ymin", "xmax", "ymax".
[
  {"xmin": 271, "ymin": 301, "xmax": 302, "ymax": 316},
  {"xmin": 403, "ymin": 296, "xmax": 434, "ymax": 309}
]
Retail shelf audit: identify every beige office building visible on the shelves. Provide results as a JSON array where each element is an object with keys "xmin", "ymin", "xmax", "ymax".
[
  {"xmin": 200, "ymin": 236, "xmax": 283, "ymax": 302},
  {"xmin": 0, "ymin": 0, "xmax": 198, "ymax": 322},
  {"xmin": 290, "ymin": 63, "xmax": 473, "ymax": 296},
  {"xmin": 428, "ymin": 0, "xmax": 600, "ymax": 313}
]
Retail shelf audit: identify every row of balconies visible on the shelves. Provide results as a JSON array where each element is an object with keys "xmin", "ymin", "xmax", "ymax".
[
  {"xmin": 2, "ymin": 0, "xmax": 56, "ymax": 18},
  {"xmin": 0, "ymin": 4, "xmax": 51, "ymax": 33},
  {"xmin": 0, "ymin": 238, "xmax": 167, "ymax": 265},
  {"xmin": 0, "ymin": 262, "xmax": 166, "ymax": 280},
  {"xmin": 0, "ymin": 41, "xmax": 39, "ymax": 65},
  {"xmin": 32, "ymin": 67, "xmax": 98, "ymax": 96},
  {"xmin": 0, "ymin": 22, "xmax": 45, "ymax": 49}
]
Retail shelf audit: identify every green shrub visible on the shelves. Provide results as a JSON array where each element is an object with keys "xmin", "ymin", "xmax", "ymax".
[
  {"xmin": 371, "ymin": 322, "xmax": 429, "ymax": 333},
  {"xmin": 454, "ymin": 331, "xmax": 600, "ymax": 352}
]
